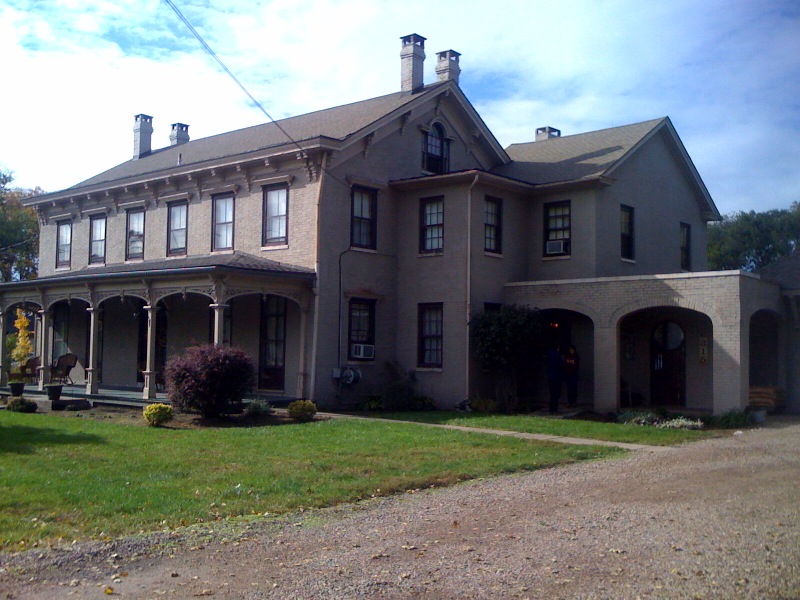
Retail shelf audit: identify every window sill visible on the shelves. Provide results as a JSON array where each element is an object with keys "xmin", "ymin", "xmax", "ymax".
[
  {"xmin": 417, "ymin": 251, "xmax": 444, "ymax": 258},
  {"xmin": 55, "ymin": 265, "xmax": 71, "ymax": 271},
  {"xmin": 350, "ymin": 246, "xmax": 378, "ymax": 254},
  {"xmin": 621, "ymin": 257, "xmax": 636, "ymax": 264},
  {"xmin": 165, "ymin": 253, "xmax": 187, "ymax": 259},
  {"xmin": 87, "ymin": 262, "xmax": 106, "ymax": 268},
  {"xmin": 262, "ymin": 244, "xmax": 289, "ymax": 251},
  {"xmin": 541, "ymin": 254, "xmax": 571, "ymax": 261},
  {"xmin": 415, "ymin": 367, "xmax": 443, "ymax": 373},
  {"xmin": 211, "ymin": 249, "xmax": 235, "ymax": 255},
  {"xmin": 124, "ymin": 258, "xmax": 144, "ymax": 263},
  {"xmin": 484, "ymin": 251, "xmax": 503, "ymax": 258}
]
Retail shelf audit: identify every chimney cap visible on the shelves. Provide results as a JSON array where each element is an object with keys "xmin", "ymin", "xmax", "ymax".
[
  {"xmin": 400, "ymin": 33, "xmax": 426, "ymax": 48},
  {"xmin": 536, "ymin": 126, "xmax": 561, "ymax": 141}
]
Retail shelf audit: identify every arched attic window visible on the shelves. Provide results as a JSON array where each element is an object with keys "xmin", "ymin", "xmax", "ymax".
[{"xmin": 422, "ymin": 123, "xmax": 450, "ymax": 174}]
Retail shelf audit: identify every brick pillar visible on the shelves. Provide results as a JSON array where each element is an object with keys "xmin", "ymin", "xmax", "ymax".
[
  {"xmin": 593, "ymin": 325, "xmax": 619, "ymax": 414},
  {"xmin": 712, "ymin": 316, "xmax": 748, "ymax": 414}
]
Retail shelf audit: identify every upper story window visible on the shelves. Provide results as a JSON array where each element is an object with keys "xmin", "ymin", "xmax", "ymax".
[
  {"xmin": 126, "ymin": 209, "xmax": 145, "ymax": 260},
  {"xmin": 351, "ymin": 187, "xmax": 377, "ymax": 249},
  {"xmin": 418, "ymin": 302, "xmax": 443, "ymax": 368},
  {"xmin": 262, "ymin": 185, "xmax": 288, "ymax": 245},
  {"xmin": 422, "ymin": 123, "xmax": 449, "ymax": 174},
  {"xmin": 348, "ymin": 298, "xmax": 376, "ymax": 361},
  {"xmin": 89, "ymin": 214, "xmax": 106, "ymax": 264},
  {"xmin": 544, "ymin": 201, "xmax": 570, "ymax": 256},
  {"xmin": 680, "ymin": 222, "xmax": 691, "ymax": 271},
  {"xmin": 484, "ymin": 196, "xmax": 502, "ymax": 253},
  {"xmin": 167, "ymin": 201, "xmax": 188, "ymax": 256},
  {"xmin": 212, "ymin": 194, "xmax": 234, "ymax": 251},
  {"xmin": 56, "ymin": 220, "xmax": 72, "ymax": 268},
  {"xmin": 420, "ymin": 196, "xmax": 444, "ymax": 253},
  {"xmin": 620, "ymin": 205, "xmax": 635, "ymax": 260}
]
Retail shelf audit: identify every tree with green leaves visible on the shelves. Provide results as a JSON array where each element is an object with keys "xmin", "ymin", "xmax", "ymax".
[
  {"xmin": 0, "ymin": 169, "xmax": 41, "ymax": 281},
  {"xmin": 708, "ymin": 203, "xmax": 800, "ymax": 271},
  {"xmin": 470, "ymin": 304, "xmax": 542, "ymax": 412}
]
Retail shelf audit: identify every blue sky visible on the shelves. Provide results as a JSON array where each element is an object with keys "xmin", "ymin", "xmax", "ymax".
[{"xmin": 1, "ymin": 0, "xmax": 798, "ymax": 215}]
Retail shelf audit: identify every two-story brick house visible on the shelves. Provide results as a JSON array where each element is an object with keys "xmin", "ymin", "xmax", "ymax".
[{"xmin": 1, "ymin": 34, "xmax": 794, "ymax": 414}]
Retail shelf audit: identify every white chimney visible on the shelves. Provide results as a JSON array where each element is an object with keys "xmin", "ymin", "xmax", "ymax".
[
  {"xmin": 435, "ymin": 50, "xmax": 461, "ymax": 85},
  {"xmin": 133, "ymin": 114, "xmax": 154, "ymax": 160},
  {"xmin": 170, "ymin": 123, "xmax": 190, "ymax": 146},
  {"xmin": 536, "ymin": 126, "xmax": 561, "ymax": 141},
  {"xmin": 400, "ymin": 33, "xmax": 426, "ymax": 92}
]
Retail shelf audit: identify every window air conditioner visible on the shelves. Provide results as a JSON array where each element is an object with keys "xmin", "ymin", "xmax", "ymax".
[
  {"xmin": 545, "ymin": 240, "xmax": 566, "ymax": 255},
  {"xmin": 351, "ymin": 344, "xmax": 375, "ymax": 359}
]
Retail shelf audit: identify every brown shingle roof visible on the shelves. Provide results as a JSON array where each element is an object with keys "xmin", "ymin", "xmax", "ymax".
[
  {"xmin": 757, "ymin": 251, "xmax": 800, "ymax": 289},
  {"xmin": 492, "ymin": 118, "xmax": 666, "ymax": 185}
]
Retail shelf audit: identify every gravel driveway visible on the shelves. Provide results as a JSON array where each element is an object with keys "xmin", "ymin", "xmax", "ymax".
[{"xmin": 2, "ymin": 418, "xmax": 799, "ymax": 599}]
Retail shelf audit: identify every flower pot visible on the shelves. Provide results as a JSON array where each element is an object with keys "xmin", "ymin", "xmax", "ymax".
[
  {"xmin": 8, "ymin": 382, "xmax": 25, "ymax": 396},
  {"xmin": 749, "ymin": 407, "xmax": 767, "ymax": 424},
  {"xmin": 46, "ymin": 385, "xmax": 63, "ymax": 401}
]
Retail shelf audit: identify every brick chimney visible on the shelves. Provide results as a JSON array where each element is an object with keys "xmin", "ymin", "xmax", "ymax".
[
  {"xmin": 170, "ymin": 123, "xmax": 190, "ymax": 146},
  {"xmin": 400, "ymin": 33, "xmax": 426, "ymax": 92},
  {"xmin": 435, "ymin": 50, "xmax": 461, "ymax": 84},
  {"xmin": 536, "ymin": 126, "xmax": 561, "ymax": 141},
  {"xmin": 133, "ymin": 114, "xmax": 154, "ymax": 160}
]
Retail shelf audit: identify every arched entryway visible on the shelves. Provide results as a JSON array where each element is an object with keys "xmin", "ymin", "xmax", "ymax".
[{"xmin": 618, "ymin": 306, "xmax": 713, "ymax": 411}]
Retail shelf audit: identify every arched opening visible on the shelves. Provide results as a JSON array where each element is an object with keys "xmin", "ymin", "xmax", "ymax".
[
  {"xmin": 45, "ymin": 299, "xmax": 92, "ymax": 385},
  {"xmin": 619, "ymin": 306, "xmax": 713, "ymax": 411}
]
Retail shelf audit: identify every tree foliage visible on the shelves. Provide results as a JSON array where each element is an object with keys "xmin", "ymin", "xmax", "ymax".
[
  {"xmin": 0, "ymin": 170, "xmax": 42, "ymax": 281},
  {"xmin": 10, "ymin": 308, "xmax": 34, "ymax": 366},
  {"xmin": 708, "ymin": 203, "xmax": 800, "ymax": 271}
]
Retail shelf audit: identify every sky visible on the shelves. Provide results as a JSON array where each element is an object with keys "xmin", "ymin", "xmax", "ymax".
[{"xmin": 1, "ymin": 0, "xmax": 798, "ymax": 216}]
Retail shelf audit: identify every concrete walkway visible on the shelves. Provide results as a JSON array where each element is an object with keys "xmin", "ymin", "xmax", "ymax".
[{"xmin": 320, "ymin": 412, "xmax": 674, "ymax": 452}]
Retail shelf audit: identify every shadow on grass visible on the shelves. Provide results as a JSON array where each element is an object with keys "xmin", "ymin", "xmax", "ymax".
[{"xmin": 0, "ymin": 424, "xmax": 106, "ymax": 454}]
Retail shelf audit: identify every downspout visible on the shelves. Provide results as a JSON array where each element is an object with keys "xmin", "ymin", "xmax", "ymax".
[{"xmin": 465, "ymin": 173, "xmax": 480, "ymax": 404}]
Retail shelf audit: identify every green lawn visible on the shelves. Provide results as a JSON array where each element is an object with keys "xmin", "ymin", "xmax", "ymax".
[
  {"xmin": 375, "ymin": 412, "xmax": 711, "ymax": 445},
  {"xmin": 0, "ymin": 411, "xmax": 622, "ymax": 550}
]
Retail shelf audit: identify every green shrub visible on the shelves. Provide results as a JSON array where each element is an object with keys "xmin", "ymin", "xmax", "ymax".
[
  {"xmin": 656, "ymin": 417, "xmax": 704, "ymax": 430},
  {"xmin": 708, "ymin": 410, "xmax": 751, "ymax": 429},
  {"xmin": 358, "ymin": 395, "xmax": 384, "ymax": 411},
  {"xmin": 165, "ymin": 344, "xmax": 255, "ymax": 419},
  {"xmin": 617, "ymin": 410, "xmax": 661, "ymax": 426},
  {"xmin": 143, "ymin": 403, "xmax": 174, "ymax": 427},
  {"xmin": 469, "ymin": 395, "xmax": 499, "ymax": 413},
  {"xmin": 6, "ymin": 397, "xmax": 37, "ymax": 413},
  {"xmin": 244, "ymin": 400, "xmax": 273, "ymax": 420},
  {"xmin": 287, "ymin": 399, "xmax": 317, "ymax": 422}
]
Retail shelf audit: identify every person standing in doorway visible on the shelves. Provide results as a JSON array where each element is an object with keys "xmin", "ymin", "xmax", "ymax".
[
  {"xmin": 546, "ymin": 344, "xmax": 564, "ymax": 413},
  {"xmin": 563, "ymin": 345, "xmax": 580, "ymax": 408}
]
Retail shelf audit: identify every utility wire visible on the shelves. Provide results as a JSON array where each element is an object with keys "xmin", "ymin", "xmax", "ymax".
[{"xmin": 163, "ymin": 0, "xmax": 308, "ymax": 160}]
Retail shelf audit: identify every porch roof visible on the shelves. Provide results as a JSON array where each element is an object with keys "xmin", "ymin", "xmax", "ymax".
[{"xmin": 0, "ymin": 252, "xmax": 315, "ymax": 290}]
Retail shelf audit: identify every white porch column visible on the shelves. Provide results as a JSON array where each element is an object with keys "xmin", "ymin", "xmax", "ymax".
[
  {"xmin": 296, "ymin": 307, "xmax": 309, "ymax": 398},
  {"xmin": 85, "ymin": 307, "xmax": 100, "ymax": 395},
  {"xmin": 0, "ymin": 311, "xmax": 7, "ymax": 386},
  {"xmin": 142, "ymin": 305, "xmax": 159, "ymax": 400},
  {"xmin": 37, "ymin": 309, "xmax": 52, "ymax": 390},
  {"xmin": 209, "ymin": 303, "xmax": 228, "ymax": 347},
  {"xmin": 593, "ymin": 325, "xmax": 619, "ymax": 413}
]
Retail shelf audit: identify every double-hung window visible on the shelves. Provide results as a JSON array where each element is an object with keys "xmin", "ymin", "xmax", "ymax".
[
  {"xmin": 126, "ymin": 209, "xmax": 145, "ymax": 260},
  {"xmin": 543, "ymin": 201, "xmax": 570, "ymax": 256},
  {"xmin": 351, "ymin": 187, "xmax": 377, "ymax": 249},
  {"xmin": 418, "ymin": 303, "xmax": 443, "ymax": 368},
  {"xmin": 56, "ymin": 220, "xmax": 72, "ymax": 268},
  {"xmin": 420, "ymin": 196, "xmax": 444, "ymax": 253},
  {"xmin": 348, "ymin": 299, "xmax": 376, "ymax": 361},
  {"xmin": 89, "ymin": 214, "xmax": 106, "ymax": 264},
  {"xmin": 484, "ymin": 196, "xmax": 502, "ymax": 253},
  {"xmin": 212, "ymin": 194, "xmax": 234, "ymax": 251},
  {"xmin": 262, "ymin": 185, "xmax": 288, "ymax": 245},
  {"xmin": 422, "ymin": 123, "xmax": 449, "ymax": 173},
  {"xmin": 680, "ymin": 222, "xmax": 691, "ymax": 271},
  {"xmin": 620, "ymin": 205, "xmax": 635, "ymax": 260},
  {"xmin": 167, "ymin": 201, "xmax": 188, "ymax": 256}
]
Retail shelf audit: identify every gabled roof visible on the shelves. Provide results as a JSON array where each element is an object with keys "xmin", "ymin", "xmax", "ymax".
[
  {"xmin": 27, "ymin": 80, "xmax": 508, "ymax": 204},
  {"xmin": 493, "ymin": 117, "xmax": 720, "ymax": 220},
  {"xmin": 757, "ymin": 251, "xmax": 800, "ymax": 290},
  {"xmin": 0, "ymin": 252, "xmax": 314, "ymax": 290}
]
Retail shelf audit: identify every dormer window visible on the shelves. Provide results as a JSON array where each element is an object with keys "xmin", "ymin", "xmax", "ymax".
[{"xmin": 422, "ymin": 123, "xmax": 449, "ymax": 174}]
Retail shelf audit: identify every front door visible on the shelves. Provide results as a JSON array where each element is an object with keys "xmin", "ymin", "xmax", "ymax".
[
  {"xmin": 650, "ymin": 320, "xmax": 686, "ymax": 406},
  {"xmin": 259, "ymin": 295, "xmax": 286, "ymax": 390}
]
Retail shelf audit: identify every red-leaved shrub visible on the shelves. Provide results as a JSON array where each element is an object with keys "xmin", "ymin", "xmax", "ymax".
[{"xmin": 165, "ymin": 344, "xmax": 255, "ymax": 418}]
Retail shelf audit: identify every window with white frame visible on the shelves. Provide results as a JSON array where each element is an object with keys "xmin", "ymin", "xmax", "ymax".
[
  {"xmin": 126, "ymin": 209, "xmax": 145, "ymax": 260},
  {"xmin": 167, "ymin": 201, "xmax": 188, "ymax": 256},
  {"xmin": 484, "ymin": 196, "xmax": 502, "ymax": 253},
  {"xmin": 212, "ymin": 194, "xmax": 234, "ymax": 251},
  {"xmin": 348, "ymin": 298, "xmax": 376, "ymax": 361},
  {"xmin": 351, "ymin": 187, "xmax": 377, "ymax": 249},
  {"xmin": 262, "ymin": 185, "xmax": 288, "ymax": 245},
  {"xmin": 420, "ymin": 196, "xmax": 444, "ymax": 253},
  {"xmin": 89, "ymin": 214, "xmax": 106, "ymax": 264},
  {"xmin": 56, "ymin": 220, "xmax": 72, "ymax": 268},
  {"xmin": 543, "ymin": 201, "xmax": 570, "ymax": 256}
]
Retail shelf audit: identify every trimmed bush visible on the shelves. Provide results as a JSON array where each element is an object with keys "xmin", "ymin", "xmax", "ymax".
[
  {"xmin": 143, "ymin": 403, "xmax": 174, "ymax": 427},
  {"xmin": 6, "ymin": 397, "xmax": 37, "ymax": 413},
  {"xmin": 243, "ymin": 400, "xmax": 273, "ymax": 420},
  {"xmin": 287, "ymin": 399, "xmax": 317, "ymax": 422},
  {"xmin": 165, "ymin": 344, "xmax": 255, "ymax": 419}
]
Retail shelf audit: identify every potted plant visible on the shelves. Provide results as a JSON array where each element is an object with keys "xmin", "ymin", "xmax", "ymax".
[
  {"xmin": 45, "ymin": 383, "xmax": 63, "ymax": 402},
  {"xmin": 8, "ymin": 378, "xmax": 25, "ymax": 397},
  {"xmin": 8, "ymin": 308, "xmax": 34, "ymax": 396}
]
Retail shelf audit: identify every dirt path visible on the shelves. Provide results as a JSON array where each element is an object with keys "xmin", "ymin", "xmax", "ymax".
[{"xmin": 2, "ymin": 419, "xmax": 799, "ymax": 599}]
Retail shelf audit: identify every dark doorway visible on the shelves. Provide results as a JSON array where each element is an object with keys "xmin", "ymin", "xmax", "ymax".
[
  {"xmin": 650, "ymin": 320, "xmax": 685, "ymax": 406},
  {"xmin": 259, "ymin": 295, "xmax": 287, "ymax": 390}
]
